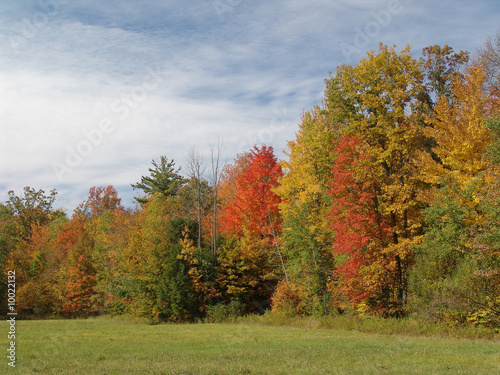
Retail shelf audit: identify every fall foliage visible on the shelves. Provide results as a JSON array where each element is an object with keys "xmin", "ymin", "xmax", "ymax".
[{"xmin": 2, "ymin": 38, "xmax": 499, "ymax": 327}]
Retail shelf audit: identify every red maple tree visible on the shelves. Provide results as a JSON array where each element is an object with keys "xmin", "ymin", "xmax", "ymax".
[
  {"xmin": 220, "ymin": 145, "xmax": 283, "ymax": 243},
  {"xmin": 328, "ymin": 135, "xmax": 392, "ymax": 309}
]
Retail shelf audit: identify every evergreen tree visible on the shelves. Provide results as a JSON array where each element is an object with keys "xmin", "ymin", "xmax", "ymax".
[{"xmin": 132, "ymin": 156, "xmax": 186, "ymax": 204}]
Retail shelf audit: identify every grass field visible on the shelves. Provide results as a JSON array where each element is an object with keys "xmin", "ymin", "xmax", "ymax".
[{"xmin": 1, "ymin": 317, "xmax": 500, "ymax": 374}]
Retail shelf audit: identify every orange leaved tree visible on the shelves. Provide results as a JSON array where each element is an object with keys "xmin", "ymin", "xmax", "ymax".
[{"xmin": 218, "ymin": 146, "xmax": 285, "ymax": 311}]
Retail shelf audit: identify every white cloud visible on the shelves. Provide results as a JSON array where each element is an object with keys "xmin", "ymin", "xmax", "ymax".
[{"xmin": 1, "ymin": 0, "xmax": 499, "ymax": 211}]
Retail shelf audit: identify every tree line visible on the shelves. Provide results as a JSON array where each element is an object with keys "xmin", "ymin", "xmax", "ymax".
[{"xmin": 1, "ymin": 36, "xmax": 500, "ymax": 326}]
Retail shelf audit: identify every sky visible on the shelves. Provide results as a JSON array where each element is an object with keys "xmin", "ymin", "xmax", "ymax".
[{"xmin": 1, "ymin": 0, "xmax": 499, "ymax": 212}]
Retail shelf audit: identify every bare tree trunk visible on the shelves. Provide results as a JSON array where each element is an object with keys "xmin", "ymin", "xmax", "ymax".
[
  {"xmin": 186, "ymin": 147, "xmax": 206, "ymax": 250},
  {"xmin": 478, "ymin": 30, "xmax": 500, "ymax": 90},
  {"xmin": 209, "ymin": 138, "xmax": 224, "ymax": 264},
  {"xmin": 273, "ymin": 237, "xmax": 289, "ymax": 284},
  {"xmin": 268, "ymin": 212, "xmax": 289, "ymax": 284}
]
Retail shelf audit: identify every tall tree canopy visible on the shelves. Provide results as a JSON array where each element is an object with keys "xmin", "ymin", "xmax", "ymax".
[
  {"xmin": 2, "ymin": 36, "xmax": 500, "ymax": 327},
  {"xmin": 325, "ymin": 44, "xmax": 429, "ymax": 315}
]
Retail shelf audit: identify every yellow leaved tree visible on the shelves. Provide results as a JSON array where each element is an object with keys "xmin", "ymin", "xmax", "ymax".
[
  {"xmin": 417, "ymin": 64, "xmax": 491, "ymax": 213},
  {"xmin": 410, "ymin": 64, "xmax": 500, "ymax": 326},
  {"xmin": 273, "ymin": 106, "xmax": 337, "ymax": 315}
]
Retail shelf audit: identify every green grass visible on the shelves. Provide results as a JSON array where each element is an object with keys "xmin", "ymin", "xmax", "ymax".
[
  {"xmin": 241, "ymin": 313, "xmax": 500, "ymax": 340},
  {"xmin": 1, "ymin": 317, "xmax": 499, "ymax": 374}
]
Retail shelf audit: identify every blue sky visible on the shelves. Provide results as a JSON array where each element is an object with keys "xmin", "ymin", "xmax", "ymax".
[{"xmin": 1, "ymin": 0, "xmax": 499, "ymax": 212}]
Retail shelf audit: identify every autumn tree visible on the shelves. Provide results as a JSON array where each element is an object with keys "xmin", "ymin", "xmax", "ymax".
[
  {"xmin": 325, "ymin": 44, "xmax": 429, "ymax": 315},
  {"xmin": 328, "ymin": 135, "xmax": 393, "ymax": 312},
  {"xmin": 420, "ymin": 44, "xmax": 469, "ymax": 107},
  {"xmin": 1, "ymin": 187, "xmax": 67, "ymax": 315},
  {"xmin": 62, "ymin": 186, "xmax": 124, "ymax": 316},
  {"xmin": 2, "ymin": 41, "xmax": 497, "ymax": 325},
  {"xmin": 0, "ymin": 204, "xmax": 15, "ymax": 314},
  {"xmin": 124, "ymin": 195, "xmax": 202, "ymax": 321},
  {"xmin": 217, "ymin": 151, "xmax": 249, "ymax": 236},
  {"xmin": 274, "ymin": 107, "xmax": 337, "ymax": 315},
  {"xmin": 50, "ymin": 212, "xmax": 85, "ymax": 314},
  {"xmin": 4, "ymin": 187, "xmax": 59, "ymax": 284},
  {"xmin": 4, "ymin": 187, "xmax": 58, "ymax": 242},
  {"xmin": 96, "ymin": 208, "xmax": 139, "ymax": 314},
  {"xmin": 100, "ymin": 207, "xmax": 147, "ymax": 316},
  {"xmin": 410, "ymin": 65, "xmax": 500, "ymax": 325},
  {"xmin": 416, "ymin": 64, "xmax": 491, "ymax": 206},
  {"xmin": 218, "ymin": 146, "xmax": 284, "ymax": 310},
  {"xmin": 76, "ymin": 185, "xmax": 123, "ymax": 218},
  {"xmin": 472, "ymin": 114, "xmax": 500, "ymax": 326},
  {"xmin": 177, "ymin": 229, "xmax": 221, "ymax": 313},
  {"xmin": 220, "ymin": 146, "xmax": 282, "ymax": 240}
]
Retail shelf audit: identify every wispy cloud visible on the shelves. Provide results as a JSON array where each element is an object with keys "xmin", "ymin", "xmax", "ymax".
[{"xmin": 1, "ymin": 0, "xmax": 498, "ymax": 211}]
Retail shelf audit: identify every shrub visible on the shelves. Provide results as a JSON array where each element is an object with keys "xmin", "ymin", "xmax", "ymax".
[
  {"xmin": 205, "ymin": 301, "xmax": 245, "ymax": 323},
  {"xmin": 271, "ymin": 281, "xmax": 309, "ymax": 317}
]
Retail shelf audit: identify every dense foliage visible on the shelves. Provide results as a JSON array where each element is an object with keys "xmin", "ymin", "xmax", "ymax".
[{"xmin": 2, "ymin": 37, "xmax": 499, "ymax": 327}]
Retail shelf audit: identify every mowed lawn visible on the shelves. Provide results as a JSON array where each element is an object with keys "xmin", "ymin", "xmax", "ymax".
[{"xmin": 2, "ymin": 318, "xmax": 499, "ymax": 374}]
